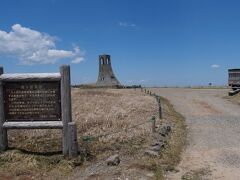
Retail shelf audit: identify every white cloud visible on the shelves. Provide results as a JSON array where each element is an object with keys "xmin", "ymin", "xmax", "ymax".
[
  {"xmin": 48, "ymin": 49, "xmax": 74, "ymax": 58},
  {"xmin": 119, "ymin": 22, "xmax": 136, "ymax": 27},
  {"xmin": 71, "ymin": 57, "xmax": 84, "ymax": 64},
  {"xmin": 140, "ymin": 79, "xmax": 147, "ymax": 83},
  {"xmin": 0, "ymin": 24, "xmax": 85, "ymax": 64},
  {"xmin": 211, "ymin": 64, "xmax": 220, "ymax": 68}
]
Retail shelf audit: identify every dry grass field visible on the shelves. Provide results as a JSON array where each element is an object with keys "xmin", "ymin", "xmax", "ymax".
[
  {"xmin": 225, "ymin": 93, "xmax": 240, "ymax": 105},
  {"xmin": 0, "ymin": 88, "xmax": 186, "ymax": 179}
]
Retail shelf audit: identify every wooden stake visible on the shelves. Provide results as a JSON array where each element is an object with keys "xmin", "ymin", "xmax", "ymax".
[
  {"xmin": 158, "ymin": 97, "xmax": 163, "ymax": 119},
  {"xmin": 68, "ymin": 122, "xmax": 78, "ymax": 158},
  {"xmin": 151, "ymin": 116, "xmax": 156, "ymax": 133}
]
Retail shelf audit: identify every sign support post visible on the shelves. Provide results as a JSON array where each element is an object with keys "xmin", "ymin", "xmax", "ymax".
[
  {"xmin": 0, "ymin": 67, "xmax": 7, "ymax": 151},
  {"xmin": 60, "ymin": 65, "xmax": 72, "ymax": 156}
]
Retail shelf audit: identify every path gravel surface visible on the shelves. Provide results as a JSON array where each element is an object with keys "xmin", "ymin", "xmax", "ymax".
[{"xmin": 151, "ymin": 88, "xmax": 240, "ymax": 180}]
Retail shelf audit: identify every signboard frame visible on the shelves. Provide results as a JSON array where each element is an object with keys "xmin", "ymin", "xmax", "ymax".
[{"xmin": 0, "ymin": 65, "xmax": 72, "ymax": 155}]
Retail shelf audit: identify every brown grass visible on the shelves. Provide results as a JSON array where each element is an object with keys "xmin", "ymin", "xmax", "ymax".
[
  {"xmin": 225, "ymin": 93, "xmax": 240, "ymax": 106},
  {"xmin": 160, "ymin": 97, "xmax": 187, "ymax": 168},
  {"xmin": 181, "ymin": 167, "xmax": 211, "ymax": 180},
  {"xmin": 134, "ymin": 96, "xmax": 187, "ymax": 179},
  {"xmin": 72, "ymin": 89, "xmax": 158, "ymax": 149},
  {"xmin": 0, "ymin": 88, "xmax": 186, "ymax": 179}
]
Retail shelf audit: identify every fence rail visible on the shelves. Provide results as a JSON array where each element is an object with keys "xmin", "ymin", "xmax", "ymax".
[{"xmin": 141, "ymin": 88, "xmax": 163, "ymax": 120}]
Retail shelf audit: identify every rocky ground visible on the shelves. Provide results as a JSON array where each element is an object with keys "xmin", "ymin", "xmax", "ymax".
[{"xmin": 150, "ymin": 88, "xmax": 240, "ymax": 180}]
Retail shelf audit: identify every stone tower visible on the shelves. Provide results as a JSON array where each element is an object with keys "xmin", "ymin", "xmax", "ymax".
[{"xmin": 96, "ymin": 55, "xmax": 121, "ymax": 86}]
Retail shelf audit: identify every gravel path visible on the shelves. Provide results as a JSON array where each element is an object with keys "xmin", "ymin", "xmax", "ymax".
[{"xmin": 151, "ymin": 88, "xmax": 240, "ymax": 180}]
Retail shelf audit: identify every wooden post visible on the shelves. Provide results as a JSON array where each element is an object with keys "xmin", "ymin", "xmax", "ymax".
[
  {"xmin": 157, "ymin": 97, "xmax": 163, "ymax": 119},
  {"xmin": 151, "ymin": 116, "xmax": 156, "ymax": 133},
  {"xmin": 159, "ymin": 106, "xmax": 163, "ymax": 119},
  {"xmin": 0, "ymin": 67, "xmax": 7, "ymax": 151},
  {"xmin": 68, "ymin": 122, "xmax": 78, "ymax": 158},
  {"xmin": 61, "ymin": 65, "xmax": 72, "ymax": 155}
]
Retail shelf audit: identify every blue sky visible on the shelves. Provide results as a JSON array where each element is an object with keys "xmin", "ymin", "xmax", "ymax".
[{"xmin": 0, "ymin": 0, "xmax": 240, "ymax": 86}]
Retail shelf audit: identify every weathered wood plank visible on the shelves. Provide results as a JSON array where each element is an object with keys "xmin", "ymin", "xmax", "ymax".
[
  {"xmin": 0, "ymin": 73, "xmax": 61, "ymax": 82},
  {"xmin": 61, "ymin": 65, "xmax": 72, "ymax": 156},
  {"xmin": 68, "ymin": 122, "xmax": 78, "ymax": 158},
  {"xmin": 3, "ymin": 121, "xmax": 63, "ymax": 129},
  {"xmin": 4, "ymin": 81, "xmax": 61, "ymax": 121},
  {"xmin": 0, "ymin": 67, "xmax": 8, "ymax": 151}
]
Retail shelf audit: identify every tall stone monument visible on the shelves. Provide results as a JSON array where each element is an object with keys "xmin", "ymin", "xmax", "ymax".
[{"xmin": 96, "ymin": 55, "xmax": 121, "ymax": 87}]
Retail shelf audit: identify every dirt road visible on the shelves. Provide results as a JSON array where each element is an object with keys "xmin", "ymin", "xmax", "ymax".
[{"xmin": 151, "ymin": 88, "xmax": 240, "ymax": 179}]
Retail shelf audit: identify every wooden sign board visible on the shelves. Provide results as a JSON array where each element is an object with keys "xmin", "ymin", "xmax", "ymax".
[
  {"xmin": 0, "ymin": 66, "xmax": 73, "ymax": 156},
  {"xmin": 4, "ymin": 81, "xmax": 61, "ymax": 121}
]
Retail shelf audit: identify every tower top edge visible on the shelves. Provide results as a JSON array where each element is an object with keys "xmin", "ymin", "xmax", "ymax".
[{"xmin": 99, "ymin": 54, "xmax": 111, "ymax": 57}]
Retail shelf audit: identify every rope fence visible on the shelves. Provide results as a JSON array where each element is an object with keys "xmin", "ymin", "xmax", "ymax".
[
  {"xmin": 82, "ymin": 116, "xmax": 156, "ymax": 142},
  {"xmin": 141, "ymin": 87, "xmax": 163, "ymax": 120},
  {"xmin": 82, "ymin": 88, "xmax": 165, "ymax": 143}
]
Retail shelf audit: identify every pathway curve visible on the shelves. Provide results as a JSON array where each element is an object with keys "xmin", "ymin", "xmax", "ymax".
[{"xmin": 151, "ymin": 88, "xmax": 240, "ymax": 179}]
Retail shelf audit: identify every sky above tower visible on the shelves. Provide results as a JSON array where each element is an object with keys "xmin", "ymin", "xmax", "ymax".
[{"xmin": 0, "ymin": 0, "xmax": 240, "ymax": 86}]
